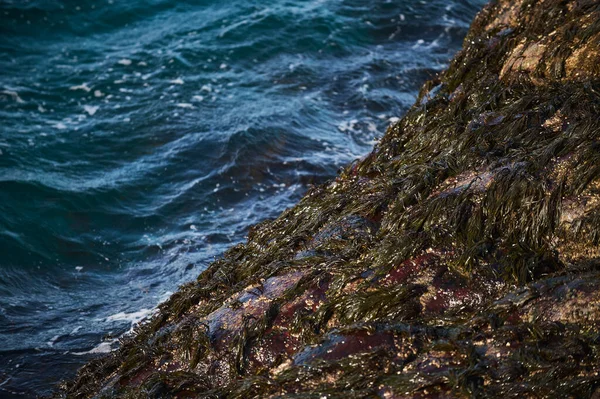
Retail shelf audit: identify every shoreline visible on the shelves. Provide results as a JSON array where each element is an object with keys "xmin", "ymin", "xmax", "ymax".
[{"xmin": 55, "ymin": 0, "xmax": 600, "ymax": 397}]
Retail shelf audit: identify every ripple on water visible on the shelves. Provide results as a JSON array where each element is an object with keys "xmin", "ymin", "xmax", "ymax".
[{"xmin": 0, "ymin": 0, "xmax": 486, "ymax": 395}]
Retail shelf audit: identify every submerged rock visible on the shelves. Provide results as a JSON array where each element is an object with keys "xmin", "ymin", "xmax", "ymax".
[{"xmin": 55, "ymin": 0, "xmax": 600, "ymax": 397}]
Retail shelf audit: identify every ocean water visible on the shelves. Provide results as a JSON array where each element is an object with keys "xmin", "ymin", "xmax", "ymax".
[{"xmin": 0, "ymin": 0, "xmax": 485, "ymax": 396}]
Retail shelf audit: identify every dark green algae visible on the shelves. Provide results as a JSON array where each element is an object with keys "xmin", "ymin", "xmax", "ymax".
[{"xmin": 54, "ymin": 0, "xmax": 600, "ymax": 398}]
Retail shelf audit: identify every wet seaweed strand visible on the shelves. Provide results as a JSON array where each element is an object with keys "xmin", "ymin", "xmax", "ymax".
[{"xmin": 54, "ymin": 0, "xmax": 600, "ymax": 398}]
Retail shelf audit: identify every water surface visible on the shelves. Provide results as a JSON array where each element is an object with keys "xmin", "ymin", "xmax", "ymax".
[{"xmin": 0, "ymin": 0, "xmax": 485, "ymax": 395}]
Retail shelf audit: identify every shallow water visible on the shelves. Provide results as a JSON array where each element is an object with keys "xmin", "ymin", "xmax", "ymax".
[{"xmin": 0, "ymin": 0, "xmax": 485, "ymax": 395}]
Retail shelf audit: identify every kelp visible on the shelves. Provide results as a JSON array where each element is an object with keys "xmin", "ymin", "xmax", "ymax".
[{"xmin": 53, "ymin": 0, "xmax": 600, "ymax": 398}]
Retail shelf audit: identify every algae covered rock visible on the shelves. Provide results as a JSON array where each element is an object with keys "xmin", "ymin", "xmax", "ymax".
[{"xmin": 55, "ymin": 0, "xmax": 600, "ymax": 397}]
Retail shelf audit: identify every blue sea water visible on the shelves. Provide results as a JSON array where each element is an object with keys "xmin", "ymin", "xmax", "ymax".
[{"xmin": 0, "ymin": 0, "xmax": 485, "ymax": 396}]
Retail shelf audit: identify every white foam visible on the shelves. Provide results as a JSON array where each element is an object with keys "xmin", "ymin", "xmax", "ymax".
[
  {"xmin": 2, "ymin": 90, "xmax": 25, "ymax": 103},
  {"xmin": 69, "ymin": 84, "xmax": 91, "ymax": 92},
  {"xmin": 176, "ymin": 103, "xmax": 194, "ymax": 109},
  {"xmin": 117, "ymin": 59, "xmax": 132, "ymax": 66},
  {"xmin": 220, "ymin": 63, "xmax": 228, "ymax": 69},
  {"xmin": 106, "ymin": 308, "xmax": 153, "ymax": 325},
  {"xmin": 170, "ymin": 78, "xmax": 184, "ymax": 85},
  {"xmin": 192, "ymin": 95, "xmax": 204, "ymax": 102},
  {"xmin": 158, "ymin": 291, "xmax": 173, "ymax": 304},
  {"xmin": 83, "ymin": 105, "xmax": 99, "ymax": 116},
  {"xmin": 426, "ymin": 38, "xmax": 441, "ymax": 49},
  {"xmin": 48, "ymin": 335, "xmax": 60, "ymax": 347},
  {"xmin": 73, "ymin": 340, "xmax": 117, "ymax": 356},
  {"xmin": 88, "ymin": 341, "xmax": 114, "ymax": 353},
  {"xmin": 338, "ymin": 119, "xmax": 359, "ymax": 132},
  {"xmin": 412, "ymin": 39, "xmax": 425, "ymax": 49},
  {"xmin": 366, "ymin": 121, "xmax": 378, "ymax": 133},
  {"xmin": 94, "ymin": 90, "xmax": 104, "ymax": 97},
  {"xmin": 201, "ymin": 85, "xmax": 212, "ymax": 92},
  {"xmin": 70, "ymin": 326, "xmax": 83, "ymax": 335}
]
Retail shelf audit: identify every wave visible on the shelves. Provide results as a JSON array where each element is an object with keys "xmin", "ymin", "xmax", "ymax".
[{"xmin": 0, "ymin": 0, "xmax": 486, "ymax": 395}]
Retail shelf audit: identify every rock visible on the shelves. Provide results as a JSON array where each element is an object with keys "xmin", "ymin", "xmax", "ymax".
[{"xmin": 53, "ymin": 0, "xmax": 600, "ymax": 398}]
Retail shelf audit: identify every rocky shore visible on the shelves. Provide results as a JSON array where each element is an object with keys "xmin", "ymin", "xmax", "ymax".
[{"xmin": 55, "ymin": 0, "xmax": 600, "ymax": 397}]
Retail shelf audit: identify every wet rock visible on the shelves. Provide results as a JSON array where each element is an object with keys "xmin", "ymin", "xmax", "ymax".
[
  {"xmin": 565, "ymin": 31, "xmax": 600, "ymax": 80},
  {"xmin": 293, "ymin": 329, "xmax": 397, "ymax": 365},
  {"xmin": 500, "ymin": 40, "xmax": 548, "ymax": 80}
]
